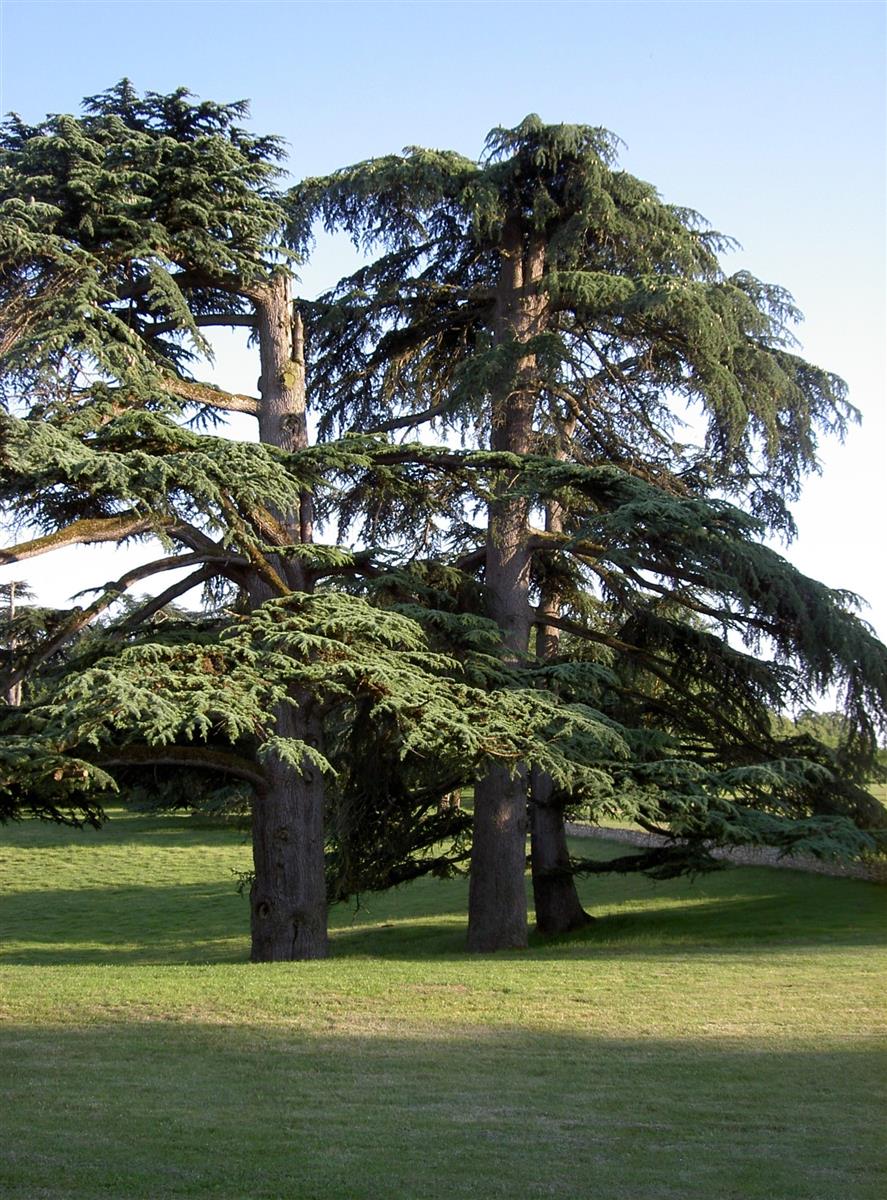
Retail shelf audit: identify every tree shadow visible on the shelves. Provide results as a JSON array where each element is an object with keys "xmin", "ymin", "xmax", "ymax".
[
  {"xmin": 0, "ymin": 1021, "xmax": 882, "ymax": 1199},
  {"xmin": 2, "ymin": 876, "xmax": 885, "ymax": 965},
  {"xmin": 332, "ymin": 892, "xmax": 887, "ymax": 961},
  {"xmin": 0, "ymin": 812, "xmax": 248, "ymax": 850}
]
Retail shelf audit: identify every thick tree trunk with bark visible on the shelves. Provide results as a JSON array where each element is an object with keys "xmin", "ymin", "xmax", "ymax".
[
  {"xmin": 249, "ymin": 273, "xmax": 328, "ymax": 961},
  {"xmin": 468, "ymin": 763, "xmax": 530, "ymax": 951},
  {"xmin": 530, "ymin": 499, "xmax": 593, "ymax": 935},
  {"xmin": 249, "ymin": 697, "xmax": 328, "ymax": 961},
  {"xmin": 467, "ymin": 226, "xmax": 545, "ymax": 953},
  {"xmin": 530, "ymin": 772, "xmax": 593, "ymax": 934}
]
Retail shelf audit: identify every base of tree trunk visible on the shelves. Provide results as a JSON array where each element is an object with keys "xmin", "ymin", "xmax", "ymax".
[
  {"xmin": 467, "ymin": 763, "xmax": 529, "ymax": 951},
  {"xmin": 249, "ymin": 888, "xmax": 329, "ymax": 961},
  {"xmin": 530, "ymin": 772, "xmax": 593, "ymax": 936}
]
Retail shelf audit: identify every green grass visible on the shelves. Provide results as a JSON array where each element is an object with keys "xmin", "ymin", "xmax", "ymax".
[{"xmin": 1, "ymin": 810, "xmax": 885, "ymax": 1199}]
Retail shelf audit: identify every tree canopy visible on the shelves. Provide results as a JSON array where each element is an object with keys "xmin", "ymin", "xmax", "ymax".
[
  {"xmin": 1, "ymin": 86, "xmax": 884, "ymax": 959},
  {"xmin": 297, "ymin": 114, "xmax": 885, "ymax": 945}
]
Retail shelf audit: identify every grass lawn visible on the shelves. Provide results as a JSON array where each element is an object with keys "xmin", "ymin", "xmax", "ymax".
[{"xmin": 0, "ymin": 810, "xmax": 884, "ymax": 1199}]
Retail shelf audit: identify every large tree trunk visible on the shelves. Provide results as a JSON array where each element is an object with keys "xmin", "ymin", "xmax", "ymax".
[
  {"xmin": 530, "ymin": 498, "xmax": 593, "ymax": 935},
  {"xmin": 468, "ymin": 763, "xmax": 530, "ymax": 951},
  {"xmin": 249, "ymin": 697, "xmax": 328, "ymax": 961},
  {"xmin": 530, "ymin": 773, "xmax": 593, "ymax": 935},
  {"xmin": 467, "ymin": 226, "xmax": 545, "ymax": 952},
  {"xmin": 249, "ymin": 273, "xmax": 328, "ymax": 961}
]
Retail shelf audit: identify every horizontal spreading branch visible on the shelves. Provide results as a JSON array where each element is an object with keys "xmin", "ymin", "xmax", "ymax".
[
  {"xmin": 0, "ymin": 513, "xmax": 167, "ymax": 564},
  {"xmin": 115, "ymin": 266, "xmax": 263, "ymax": 304},
  {"xmin": 159, "ymin": 376, "xmax": 260, "ymax": 416},
  {"xmin": 2, "ymin": 555, "xmax": 242, "ymax": 692},
  {"xmin": 147, "ymin": 313, "xmax": 257, "ymax": 336},
  {"xmin": 535, "ymin": 604, "xmax": 769, "ymax": 747},
  {"xmin": 98, "ymin": 744, "xmax": 268, "ymax": 792}
]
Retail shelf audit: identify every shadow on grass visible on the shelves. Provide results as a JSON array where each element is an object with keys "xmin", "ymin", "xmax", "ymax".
[
  {"xmin": 0, "ymin": 1021, "xmax": 883, "ymax": 1200},
  {"xmin": 332, "ymin": 892, "xmax": 887, "ymax": 960},
  {"xmin": 3, "ymin": 874, "xmax": 885, "ymax": 965},
  {"xmin": 0, "ymin": 812, "xmax": 248, "ymax": 850}
]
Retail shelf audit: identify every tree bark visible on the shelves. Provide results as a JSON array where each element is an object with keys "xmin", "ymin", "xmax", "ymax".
[
  {"xmin": 530, "ymin": 498, "xmax": 594, "ymax": 935},
  {"xmin": 249, "ymin": 273, "xmax": 328, "ymax": 961},
  {"xmin": 529, "ymin": 773, "xmax": 593, "ymax": 934},
  {"xmin": 4, "ymin": 580, "xmax": 21, "ymax": 707},
  {"xmin": 467, "ymin": 225, "xmax": 545, "ymax": 952},
  {"xmin": 249, "ymin": 697, "xmax": 328, "ymax": 961}
]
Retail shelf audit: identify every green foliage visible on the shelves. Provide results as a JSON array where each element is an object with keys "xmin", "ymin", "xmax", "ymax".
[
  {"xmin": 0, "ymin": 81, "xmax": 285, "ymax": 387},
  {"xmin": 1, "ymin": 88, "xmax": 884, "ymax": 910},
  {"xmin": 299, "ymin": 116, "xmax": 854, "ymax": 534}
]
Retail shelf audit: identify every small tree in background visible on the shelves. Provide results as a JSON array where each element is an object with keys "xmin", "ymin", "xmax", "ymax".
[{"xmin": 0, "ymin": 579, "xmax": 33, "ymax": 705}]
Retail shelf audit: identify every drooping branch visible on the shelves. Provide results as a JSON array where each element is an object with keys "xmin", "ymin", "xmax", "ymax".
[
  {"xmin": 2, "ymin": 557, "xmax": 237, "ymax": 691},
  {"xmin": 533, "ymin": 607, "xmax": 665, "ymax": 663},
  {"xmin": 363, "ymin": 397, "xmax": 461, "ymax": 435}
]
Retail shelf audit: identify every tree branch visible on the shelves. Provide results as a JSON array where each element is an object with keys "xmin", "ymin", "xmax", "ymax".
[
  {"xmin": 215, "ymin": 492, "xmax": 290, "ymax": 597},
  {"xmin": 2, "ymin": 558, "xmax": 236, "ymax": 692},
  {"xmin": 147, "ymin": 313, "xmax": 257, "ymax": 336},
  {"xmin": 97, "ymin": 744, "xmax": 267, "ymax": 792},
  {"xmin": 533, "ymin": 608, "xmax": 663, "ymax": 662},
  {"xmin": 113, "ymin": 563, "xmax": 219, "ymax": 630},
  {"xmin": 362, "ymin": 397, "xmax": 460, "ymax": 435},
  {"xmin": 115, "ymin": 266, "xmax": 262, "ymax": 304},
  {"xmin": 158, "ymin": 376, "xmax": 260, "ymax": 416},
  {"xmin": 0, "ymin": 513, "xmax": 167, "ymax": 564}
]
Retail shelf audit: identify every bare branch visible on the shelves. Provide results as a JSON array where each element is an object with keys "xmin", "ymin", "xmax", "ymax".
[
  {"xmin": 159, "ymin": 376, "xmax": 259, "ymax": 416},
  {"xmin": 454, "ymin": 547, "xmax": 486, "ymax": 574},
  {"xmin": 168, "ymin": 522, "xmax": 232, "ymax": 558},
  {"xmin": 113, "ymin": 563, "xmax": 219, "ymax": 630}
]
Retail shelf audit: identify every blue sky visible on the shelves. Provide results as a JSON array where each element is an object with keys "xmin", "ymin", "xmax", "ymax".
[{"xmin": 1, "ymin": 0, "xmax": 885, "ymax": 649}]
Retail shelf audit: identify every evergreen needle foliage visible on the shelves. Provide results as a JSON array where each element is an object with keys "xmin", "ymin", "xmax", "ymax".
[
  {"xmin": 296, "ymin": 114, "xmax": 886, "ymax": 945},
  {"xmin": 1, "ymin": 89, "xmax": 884, "ymax": 958}
]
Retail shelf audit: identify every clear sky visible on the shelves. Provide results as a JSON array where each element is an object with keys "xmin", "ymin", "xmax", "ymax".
[{"xmin": 1, "ymin": 0, "xmax": 885, "ymax": 654}]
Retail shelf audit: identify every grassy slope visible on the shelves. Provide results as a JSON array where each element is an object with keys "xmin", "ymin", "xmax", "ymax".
[{"xmin": 0, "ymin": 810, "xmax": 884, "ymax": 1200}]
